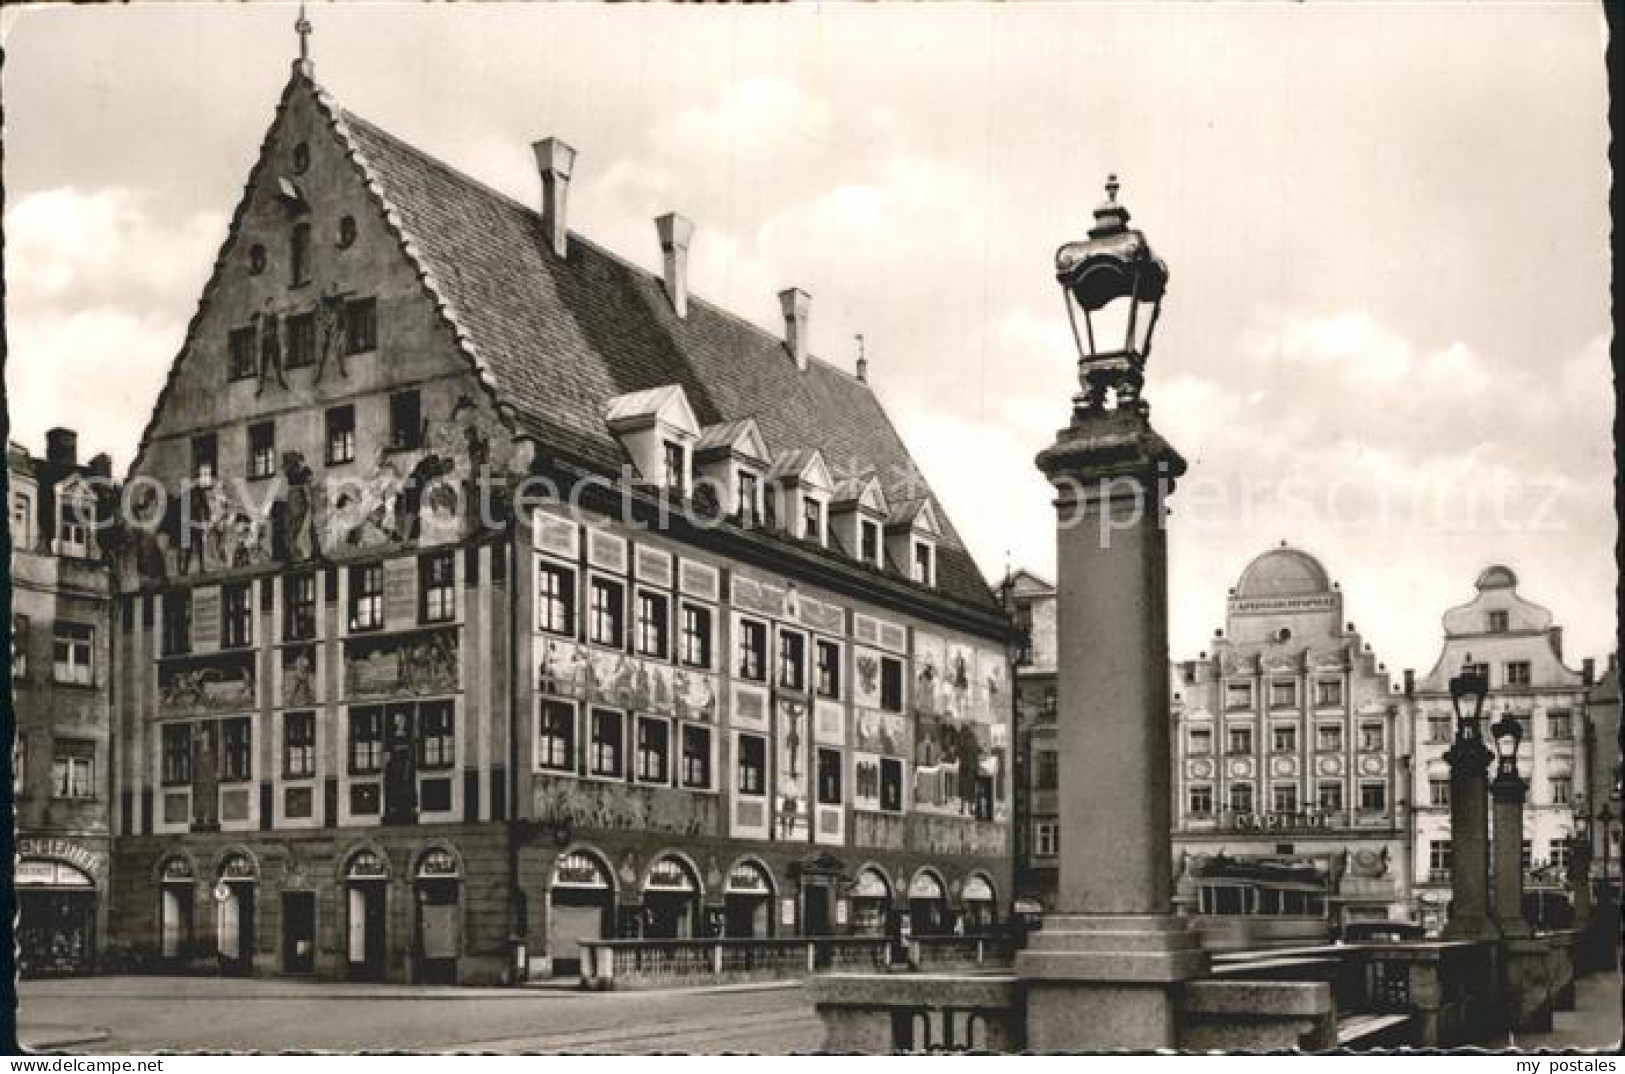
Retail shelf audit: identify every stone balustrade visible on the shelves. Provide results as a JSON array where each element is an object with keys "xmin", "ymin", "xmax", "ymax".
[{"xmin": 577, "ymin": 933, "xmax": 1014, "ymax": 991}]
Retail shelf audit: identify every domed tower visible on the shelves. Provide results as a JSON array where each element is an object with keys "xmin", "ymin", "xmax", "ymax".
[{"xmin": 1226, "ymin": 544, "xmax": 1342, "ymax": 647}]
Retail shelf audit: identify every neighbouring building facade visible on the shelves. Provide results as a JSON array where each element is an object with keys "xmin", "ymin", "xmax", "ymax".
[
  {"xmin": 999, "ymin": 570, "xmax": 1058, "ymax": 911},
  {"xmin": 1407, "ymin": 566, "xmax": 1590, "ymax": 933},
  {"xmin": 1170, "ymin": 545, "xmax": 1411, "ymax": 947},
  {"xmin": 105, "ymin": 56, "xmax": 1013, "ymax": 985},
  {"xmin": 10, "ymin": 430, "xmax": 118, "ymax": 976},
  {"xmin": 1581, "ymin": 653, "xmax": 1620, "ymax": 902}
]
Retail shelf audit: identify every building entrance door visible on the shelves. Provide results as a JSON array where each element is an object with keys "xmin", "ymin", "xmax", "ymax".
[
  {"xmin": 803, "ymin": 884, "xmax": 833, "ymax": 936},
  {"xmin": 549, "ymin": 850, "xmax": 614, "ymax": 977},
  {"xmin": 282, "ymin": 891, "xmax": 316, "ymax": 974},
  {"xmin": 347, "ymin": 882, "xmax": 387, "ymax": 981},
  {"xmin": 216, "ymin": 882, "xmax": 257, "ymax": 976}
]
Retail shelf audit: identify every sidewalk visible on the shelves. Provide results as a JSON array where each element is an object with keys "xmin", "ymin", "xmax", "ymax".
[{"xmin": 1512, "ymin": 966, "xmax": 1623, "ymax": 1051}]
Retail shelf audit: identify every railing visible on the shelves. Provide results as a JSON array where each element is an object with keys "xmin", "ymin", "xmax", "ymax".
[{"xmin": 577, "ymin": 934, "xmax": 1014, "ymax": 991}]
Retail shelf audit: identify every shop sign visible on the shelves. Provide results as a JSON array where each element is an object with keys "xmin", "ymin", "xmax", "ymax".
[
  {"xmin": 726, "ymin": 863, "xmax": 771, "ymax": 894},
  {"xmin": 962, "ymin": 876, "xmax": 995, "ymax": 902},
  {"xmin": 16, "ymin": 860, "xmax": 93, "ymax": 887},
  {"xmin": 908, "ymin": 873, "xmax": 945, "ymax": 900},
  {"xmin": 646, "ymin": 857, "xmax": 695, "ymax": 891},
  {"xmin": 17, "ymin": 837, "xmax": 102, "ymax": 878},
  {"xmin": 553, "ymin": 852, "xmax": 609, "ymax": 889},
  {"xmin": 853, "ymin": 870, "xmax": 889, "ymax": 899},
  {"xmin": 1228, "ymin": 811, "xmax": 1331, "ymax": 833}
]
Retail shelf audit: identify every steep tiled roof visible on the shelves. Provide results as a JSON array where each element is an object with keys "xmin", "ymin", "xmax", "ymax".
[{"xmin": 335, "ymin": 100, "xmax": 997, "ymax": 613}]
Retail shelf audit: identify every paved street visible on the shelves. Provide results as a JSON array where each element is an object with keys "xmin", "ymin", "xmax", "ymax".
[{"xmin": 16, "ymin": 976, "xmax": 824, "ymax": 1054}]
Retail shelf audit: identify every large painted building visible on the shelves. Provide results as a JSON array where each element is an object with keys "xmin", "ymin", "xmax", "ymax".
[
  {"xmin": 105, "ymin": 54, "xmax": 1013, "ymax": 984},
  {"xmin": 1407, "ymin": 566, "xmax": 1591, "ymax": 932},
  {"xmin": 9, "ymin": 430, "xmax": 118, "ymax": 976},
  {"xmin": 1170, "ymin": 545, "xmax": 1411, "ymax": 944}
]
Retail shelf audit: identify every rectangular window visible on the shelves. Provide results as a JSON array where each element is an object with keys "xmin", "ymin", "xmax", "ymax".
[
  {"xmin": 389, "ymin": 390, "xmax": 422, "ymax": 451},
  {"xmin": 1429, "ymin": 839, "xmax": 1452, "ymax": 877},
  {"xmin": 1035, "ymin": 751, "xmax": 1059, "ymax": 791},
  {"xmin": 228, "ymin": 326, "xmax": 257, "ymax": 380},
  {"xmin": 860, "ymin": 520, "xmax": 880, "ymax": 564},
  {"xmin": 290, "ymin": 222, "xmax": 311, "ymax": 287},
  {"xmin": 1187, "ymin": 727, "xmax": 1212, "ymax": 756},
  {"xmin": 349, "ymin": 563, "xmax": 384, "ymax": 632},
  {"xmin": 1359, "ymin": 781, "xmax": 1387, "ymax": 814},
  {"xmin": 1488, "ymin": 610, "xmax": 1509, "ymax": 633},
  {"xmin": 51, "ymin": 742, "xmax": 95, "ymax": 799},
  {"xmin": 1188, "ymin": 785, "xmax": 1214, "ymax": 817},
  {"xmin": 1505, "ymin": 661, "xmax": 1531, "ymax": 687},
  {"xmin": 879, "ymin": 655, "xmax": 904, "ymax": 713},
  {"xmin": 1547, "ymin": 710, "xmax": 1573, "ymax": 740},
  {"xmin": 57, "ymin": 499, "xmax": 90, "ymax": 556},
  {"xmin": 636, "ymin": 716, "xmax": 670, "ymax": 783},
  {"xmin": 248, "ymin": 421, "xmax": 276, "ymax": 479},
  {"xmin": 1360, "ymin": 723, "xmax": 1384, "ymax": 751},
  {"xmin": 636, "ymin": 590, "xmax": 669, "ymax": 659},
  {"xmin": 1549, "ymin": 777, "xmax": 1572, "ymax": 806},
  {"xmin": 1521, "ymin": 839, "xmax": 1532, "ymax": 871},
  {"xmin": 1549, "ymin": 840, "xmax": 1571, "ymax": 871},
  {"xmin": 803, "ymin": 497, "xmax": 823, "ymax": 542},
  {"xmin": 325, "ymin": 405, "xmax": 355, "ymax": 465},
  {"xmin": 162, "ymin": 723, "xmax": 192, "ymax": 786},
  {"xmin": 287, "ymin": 311, "xmax": 316, "ymax": 368},
  {"xmin": 1462, "ymin": 662, "xmax": 1489, "ymax": 681},
  {"xmin": 537, "ymin": 561, "xmax": 577, "ymax": 636},
  {"xmin": 1428, "ymin": 716, "xmax": 1453, "ymax": 744},
  {"xmin": 737, "ymin": 733, "xmax": 767, "ymax": 796},
  {"xmin": 879, "ymin": 756, "xmax": 904, "ymax": 812},
  {"xmin": 590, "ymin": 708, "xmax": 624, "ymax": 777},
  {"xmin": 221, "ymin": 583, "xmax": 253, "ymax": 649},
  {"xmin": 9, "ymin": 491, "xmax": 32, "ymax": 551},
  {"xmin": 221, "ymin": 718, "xmax": 252, "ymax": 783},
  {"xmin": 417, "ymin": 701, "xmax": 455, "ymax": 770},
  {"xmin": 815, "ymin": 639, "xmax": 841, "ymax": 699},
  {"xmin": 419, "ymin": 552, "xmax": 456, "ymax": 624},
  {"xmin": 192, "ymin": 433, "xmax": 218, "ymax": 487},
  {"xmin": 162, "ymin": 592, "xmax": 192, "ymax": 656},
  {"xmin": 912, "ymin": 542, "xmax": 933, "ymax": 585},
  {"xmin": 284, "ymin": 573, "xmax": 317, "ymax": 642},
  {"xmin": 1317, "ymin": 781, "xmax": 1343, "ymax": 814},
  {"xmin": 1226, "ymin": 727, "xmax": 1253, "ymax": 756},
  {"xmin": 283, "ymin": 711, "xmax": 316, "ymax": 779},
  {"xmin": 1271, "ymin": 725, "xmax": 1297, "ymax": 753},
  {"xmin": 1272, "ymin": 783, "xmax": 1299, "ymax": 814},
  {"xmin": 51, "ymin": 623, "xmax": 93, "ymax": 685},
  {"xmin": 737, "ymin": 618, "xmax": 767, "ymax": 681},
  {"xmin": 663, "ymin": 440, "xmax": 686, "ymax": 493},
  {"xmin": 1270, "ymin": 681, "xmax": 1297, "ymax": 709},
  {"xmin": 589, "ymin": 577, "xmax": 625, "ymax": 648},
  {"xmin": 344, "ymin": 297, "xmax": 377, "ymax": 355},
  {"xmin": 537, "ymin": 700, "xmax": 576, "ymax": 772},
  {"xmin": 1226, "ymin": 683, "xmax": 1253, "ymax": 711},
  {"xmin": 778, "ymin": 630, "xmax": 806, "ymax": 691},
  {"xmin": 349, "ymin": 707, "xmax": 383, "ymax": 774},
  {"xmin": 1228, "ymin": 782, "xmax": 1255, "ymax": 815},
  {"xmin": 1316, "ymin": 680, "xmax": 1343, "ymax": 707},
  {"xmin": 1429, "ymin": 779, "xmax": 1451, "ymax": 807},
  {"xmin": 681, "ymin": 725, "xmax": 712, "ymax": 789},
  {"xmin": 1035, "ymin": 821, "xmax": 1060, "ymax": 858},
  {"xmin": 679, "ymin": 602, "xmax": 712, "ymax": 669},
  {"xmin": 817, "ymin": 747, "xmax": 842, "ymax": 806},
  {"xmin": 738, "ymin": 471, "xmax": 760, "ymax": 525}
]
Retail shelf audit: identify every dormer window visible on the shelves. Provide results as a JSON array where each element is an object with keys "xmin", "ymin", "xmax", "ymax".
[
  {"xmin": 57, "ymin": 500, "xmax": 90, "ymax": 558},
  {"xmin": 802, "ymin": 498, "xmax": 823, "ymax": 543},
  {"xmin": 912, "ymin": 540, "xmax": 935, "ymax": 587},
  {"xmin": 738, "ymin": 471, "xmax": 761, "ymax": 525},
  {"xmin": 861, "ymin": 520, "xmax": 880, "ymax": 565},
  {"xmin": 663, "ymin": 440, "xmax": 687, "ymax": 495},
  {"xmin": 1488, "ymin": 610, "xmax": 1508, "ymax": 633}
]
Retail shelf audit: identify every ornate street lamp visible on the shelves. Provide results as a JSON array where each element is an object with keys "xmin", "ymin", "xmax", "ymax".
[
  {"xmin": 1054, "ymin": 175, "xmax": 1169, "ymax": 414},
  {"xmin": 1488, "ymin": 707, "xmax": 1531, "ymax": 937},
  {"xmin": 1442, "ymin": 660, "xmax": 1497, "ymax": 941}
]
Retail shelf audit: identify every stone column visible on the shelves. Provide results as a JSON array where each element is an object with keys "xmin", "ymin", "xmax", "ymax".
[
  {"xmin": 1490, "ymin": 771, "xmax": 1530, "ymax": 939},
  {"xmin": 1441, "ymin": 730, "xmax": 1497, "ymax": 942},
  {"xmin": 1015, "ymin": 404, "xmax": 1207, "ymax": 1050}
]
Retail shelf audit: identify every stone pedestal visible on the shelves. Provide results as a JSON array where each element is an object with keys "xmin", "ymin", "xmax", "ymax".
[
  {"xmin": 1013, "ymin": 404, "xmax": 1206, "ymax": 1050},
  {"xmin": 1441, "ymin": 734, "xmax": 1497, "ymax": 943},
  {"xmin": 1490, "ymin": 773, "xmax": 1531, "ymax": 940}
]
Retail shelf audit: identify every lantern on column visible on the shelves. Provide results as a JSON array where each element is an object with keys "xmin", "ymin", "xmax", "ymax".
[
  {"xmin": 1489, "ymin": 710, "xmax": 1524, "ymax": 780},
  {"xmin": 1448, "ymin": 664, "xmax": 1489, "ymax": 743},
  {"xmin": 1054, "ymin": 175, "xmax": 1169, "ymax": 413}
]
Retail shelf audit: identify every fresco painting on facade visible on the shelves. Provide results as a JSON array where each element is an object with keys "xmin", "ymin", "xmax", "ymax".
[
  {"xmin": 776, "ymin": 697, "xmax": 811, "ymax": 841},
  {"xmin": 536, "ymin": 638, "xmax": 718, "ymax": 722},
  {"xmin": 159, "ymin": 651, "xmax": 258, "ymax": 715},
  {"xmin": 281, "ymin": 645, "xmax": 319, "ymax": 707},
  {"xmin": 852, "ymin": 646, "xmax": 885, "ymax": 710},
  {"xmin": 343, "ymin": 628, "xmax": 458, "ymax": 700},
  {"xmin": 533, "ymin": 781, "xmax": 720, "ymax": 838}
]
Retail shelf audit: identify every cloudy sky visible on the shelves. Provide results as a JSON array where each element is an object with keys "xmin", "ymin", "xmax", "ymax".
[{"xmin": 4, "ymin": 3, "xmax": 1613, "ymax": 676}]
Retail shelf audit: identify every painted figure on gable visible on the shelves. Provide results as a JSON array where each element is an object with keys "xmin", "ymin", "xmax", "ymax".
[
  {"xmin": 569, "ymin": 645, "xmax": 597, "ymax": 701},
  {"xmin": 313, "ymin": 286, "xmax": 354, "ymax": 382},
  {"xmin": 256, "ymin": 300, "xmax": 288, "ymax": 395},
  {"xmin": 949, "ymin": 648, "xmax": 972, "ymax": 718},
  {"xmin": 281, "ymin": 451, "xmax": 319, "ymax": 563}
]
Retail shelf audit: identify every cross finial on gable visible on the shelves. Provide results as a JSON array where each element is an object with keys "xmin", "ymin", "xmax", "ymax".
[{"xmin": 296, "ymin": 2, "xmax": 314, "ymax": 67}]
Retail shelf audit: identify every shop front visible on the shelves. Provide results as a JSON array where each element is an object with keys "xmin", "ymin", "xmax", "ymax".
[
  {"xmin": 16, "ymin": 857, "xmax": 98, "ymax": 977},
  {"xmin": 214, "ymin": 853, "xmax": 259, "ymax": 976},
  {"xmin": 414, "ymin": 848, "xmax": 462, "ymax": 984},
  {"xmin": 723, "ymin": 859, "xmax": 775, "ymax": 938},
  {"xmin": 907, "ymin": 869, "xmax": 951, "ymax": 936},
  {"xmin": 643, "ymin": 855, "xmax": 701, "ymax": 939},
  {"xmin": 548, "ymin": 848, "xmax": 615, "ymax": 976},
  {"xmin": 850, "ymin": 866, "xmax": 893, "ymax": 936},
  {"xmin": 960, "ymin": 872, "xmax": 998, "ymax": 932},
  {"xmin": 344, "ymin": 849, "xmax": 390, "ymax": 981}
]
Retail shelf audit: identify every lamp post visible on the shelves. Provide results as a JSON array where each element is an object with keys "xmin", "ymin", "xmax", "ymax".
[
  {"xmin": 1489, "ymin": 709, "xmax": 1531, "ymax": 938},
  {"xmin": 1567, "ymin": 797, "xmax": 1594, "ymax": 930},
  {"xmin": 1442, "ymin": 663, "xmax": 1498, "ymax": 941},
  {"xmin": 1015, "ymin": 176, "xmax": 1205, "ymax": 1050}
]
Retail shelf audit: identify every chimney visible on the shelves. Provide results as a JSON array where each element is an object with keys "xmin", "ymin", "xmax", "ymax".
[
  {"xmin": 655, "ymin": 213, "xmax": 694, "ymax": 318},
  {"xmin": 88, "ymin": 453, "xmax": 112, "ymax": 480},
  {"xmin": 1403, "ymin": 668, "xmax": 1415, "ymax": 697},
  {"xmin": 1552, "ymin": 626, "xmax": 1564, "ymax": 661},
  {"xmin": 1583, "ymin": 658, "xmax": 1595, "ymax": 687},
  {"xmin": 779, "ymin": 287, "xmax": 810, "ymax": 371},
  {"xmin": 532, "ymin": 138, "xmax": 577, "ymax": 259},
  {"xmin": 855, "ymin": 334, "xmax": 868, "ymax": 383},
  {"xmin": 45, "ymin": 428, "xmax": 78, "ymax": 467}
]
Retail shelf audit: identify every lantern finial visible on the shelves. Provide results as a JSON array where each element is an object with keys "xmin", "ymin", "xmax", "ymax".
[{"xmin": 1105, "ymin": 173, "xmax": 1120, "ymax": 203}]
